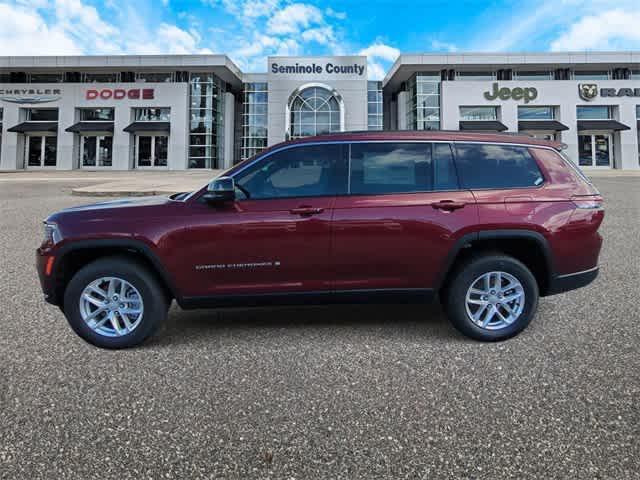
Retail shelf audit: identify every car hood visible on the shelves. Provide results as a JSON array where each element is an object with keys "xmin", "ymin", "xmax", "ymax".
[{"xmin": 47, "ymin": 195, "xmax": 176, "ymax": 223}]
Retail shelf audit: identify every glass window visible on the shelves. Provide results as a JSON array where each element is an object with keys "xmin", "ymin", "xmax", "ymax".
[
  {"xmin": 518, "ymin": 106, "xmax": 556, "ymax": 120},
  {"xmin": 80, "ymin": 108, "xmax": 114, "ymax": 121},
  {"xmin": 631, "ymin": 70, "xmax": 640, "ymax": 80},
  {"xmin": 27, "ymin": 108, "xmax": 58, "ymax": 121},
  {"xmin": 350, "ymin": 143, "xmax": 432, "ymax": 195},
  {"xmin": 454, "ymin": 144, "xmax": 544, "ymax": 189},
  {"xmin": 460, "ymin": 106, "xmax": 498, "ymax": 121},
  {"xmin": 135, "ymin": 72, "xmax": 174, "ymax": 83},
  {"xmin": 433, "ymin": 143, "xmax": 459, "ymax": 191},
  {"xmin": 576, "ymin": 106, "xmax": 612, "ymax": 120},
  {"xmin": 235, "ymin": 144, "xmax": 347, "ymax": 200},
  {"xmin": 83, "ymin": 72, "xmax": 119, "ymax": 83},
  {"xmin": 134, "ymin": 107, "xmax": 170, "ymax": 121},
  {"xmin": 574, "ymin": 70, "xmax": 610, "ymax": 80},
  {"xmin": 28, "ymin": 73, "xmax": 63, "ymax": 83},
  {"xmin": 367, "ymin": 81, "xmax": 383, "ymax": 131},
  {"xmin": 43, "ymin": 137, "xmax": 57, "ymax": 166},
  {"xmin": 456, "ymin": 71, "xmax": 496, "ymax": 81},
  {"xmin": 289, "ymin": 87, "xmax": 341, "ymax": 139},
  {"xmin": 406, "ymin": 72, "xmax": 441, "ymax": 130},
  {"xmin": 636, "ymin": 105, "xmax": 640, "ymax": 118},
  {"xmin": 515, "ymin": 71, "xmax": 553, "ymax": 80}
]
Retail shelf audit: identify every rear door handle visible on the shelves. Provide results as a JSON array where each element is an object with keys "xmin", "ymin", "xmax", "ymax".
[
  {"xmin": 289, "ymin": 206, "xmax": 324, "ymax": 216},
  {"xmin": 432, "ymin": 200, "xmax": 466, "ymax": 211}
]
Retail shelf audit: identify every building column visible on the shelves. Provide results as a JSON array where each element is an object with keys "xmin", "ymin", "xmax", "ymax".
[
  {"xmin": 0, "ymin": 105, "xmax": 20, "ymax": 170},
  {"xmin": 618, "ymin": 104, "xmax": 639, "ymax": 170},
  {"xmin": 396, "ymin": 91, "xmax": 407, "ymax": 130},
  {"xmin": 223, "ymin": 92, "xmax": 235, "ymax": 169}
]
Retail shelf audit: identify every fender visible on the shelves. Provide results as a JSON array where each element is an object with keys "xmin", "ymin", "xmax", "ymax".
[
  {"xmin": 434, "ymin": 229, "xmax": 554, "ymax": 292},
  {"xmin": 53, "ymin": 238, "xmax": 182, "ymax": 303}
]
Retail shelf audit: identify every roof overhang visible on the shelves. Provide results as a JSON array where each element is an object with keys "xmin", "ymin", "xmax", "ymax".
[
  {"xmin": 383, "ymin": 51, "xmax": 640, "ymax": 93},
  {"xmin": 577, "ymin": 120, "xmax": 630, "ymax": 131},
  {"xmin": 0, "ymin": 54, "xmax": 244, "ymax": 90},
  {"xmin": 123, "ymin": 121, "xmax": 170, "ymax": 133},
  {"xmin": 66, "ymin": 121, "xmax": 114, "ymax": 132},
  {"xmin": 459, "ymin": 120, "xmax": 508, "ymax": 132},
  {"xmin": 518, "ymin": 120, "xmax": 570, "ymax": 131},
  {"xmin": 7, "ymin": 121, "xmax": 57, "ymax": 133}
]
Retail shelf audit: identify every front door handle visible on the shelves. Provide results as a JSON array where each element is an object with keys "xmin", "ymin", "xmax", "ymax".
[
  {"xmin": 289, "ymin": 206, "xmax": 324, "ymax": 216},
  {"xmin": 432, "ymin": 200, "xmax": 466, "ymax": 211}
]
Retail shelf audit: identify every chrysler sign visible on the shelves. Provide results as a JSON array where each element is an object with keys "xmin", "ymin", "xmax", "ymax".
[
  {"xmin": 0, "ymin": 88, "xmax": 62, "ymax": 104},
  {"xmin": 86, "ymin": 88, "xmax": 155, "ymax": 100}
]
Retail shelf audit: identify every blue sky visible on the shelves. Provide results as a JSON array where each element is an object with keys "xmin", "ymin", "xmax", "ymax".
[{"xmin": 2, "ymin": 0, "xmax": 640, "ymax": 78}]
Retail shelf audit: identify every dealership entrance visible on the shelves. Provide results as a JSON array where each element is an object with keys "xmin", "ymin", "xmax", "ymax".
[
  {"xmin": 578, "ymin": 133, "xmax": 613, "ymax": 168},
  {"xmin": 26, "ymin": 134, "xmax": 57, "ymax": 168},
  {"xmin": 135, "ymin": 134, "xmax": 168, "ymax": 168}
]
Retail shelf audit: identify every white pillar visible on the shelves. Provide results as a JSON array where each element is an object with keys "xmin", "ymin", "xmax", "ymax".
[
  {"xmin": 396, "ymin": 91, "xmax": 407, "ymax": 130},
  {"xmin": 223, "ymin": 92, "xmax": 235, "ymax": 169}
]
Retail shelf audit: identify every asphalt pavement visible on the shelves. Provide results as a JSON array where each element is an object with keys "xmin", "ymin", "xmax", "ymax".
[{"xmin": 0, "ymin": 177, "xmax": 638, "ymax": 479}]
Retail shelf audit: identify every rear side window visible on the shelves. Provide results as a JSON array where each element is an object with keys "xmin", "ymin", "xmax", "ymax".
[
  {"xmin": 349, "ymin": 142, "xmax": 459, "ymax": 195},
  {"xmin": 454, "ymin": 144, "xmax": 544, "ymax": 189}
]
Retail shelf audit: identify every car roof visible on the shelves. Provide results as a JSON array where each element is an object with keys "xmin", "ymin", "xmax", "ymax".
[{"xmin": 282, "ymin": 130, "xmax": 563, "ymax": 150}]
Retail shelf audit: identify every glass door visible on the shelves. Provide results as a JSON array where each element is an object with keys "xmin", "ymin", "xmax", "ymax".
[
  {"xmin": 26, "ymin": 135, "xmax": 57, "ymax": 168},
  {"xmin": 81, "ymin": 135, "xmax": 113, "ymax": 167},
  {"xmin": 135, "ymin": 135, "xmax": 168, "ymax": 168},
  {"xmin": 578, "ymin": 134, "xmax": 612, "ymax": 168}
]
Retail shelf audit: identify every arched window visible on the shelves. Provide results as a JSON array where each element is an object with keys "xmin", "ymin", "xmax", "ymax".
[{"xmin": 288, "ymin": 85, "xmax": 343, "ymax": 139}]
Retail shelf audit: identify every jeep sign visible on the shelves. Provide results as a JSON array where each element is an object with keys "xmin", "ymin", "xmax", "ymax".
[{"xmin": 483, "ymin": 83, "xmax": 538, "ymax": 103}]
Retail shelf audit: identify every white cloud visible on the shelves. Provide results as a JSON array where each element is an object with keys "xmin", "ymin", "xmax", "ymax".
[
  {"xmin": 267, "ymin": 3, "xmax": 323, "ymax": 35},
  {"xmin": 430, "ymin": 40, "xmax": 458, "ymax": 52},
  {"xmin": 358, "ymin": 41, "xmax": 400, "ymax": 80},
  {"xmin": 325, "ymin": 7, "xmax": 346, "ymax": 20},
  {"xmin": 551, "ymin": 9, "xmax": 640, "ymax": 50},
  {"xmin": 358, "ymin": 42, "xmax": 400, "ymax": 62},
  {"xmin": 301, "ymin": 26, "xmax": 335, "ymax": 45},
  {"xmin": 0, "ymin": 3, "xmax": 82, "ymax": 55}
]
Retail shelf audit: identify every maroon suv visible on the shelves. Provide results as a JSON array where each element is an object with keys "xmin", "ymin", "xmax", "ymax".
[{"xmin": 37, "ymin": 131, "xmax": 604, "ymax": 348}]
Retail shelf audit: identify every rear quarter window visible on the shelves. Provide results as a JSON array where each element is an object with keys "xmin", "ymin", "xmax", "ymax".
[{"xmin": 454, "ymin": 143, "xmax": 544, "ymax": 189}]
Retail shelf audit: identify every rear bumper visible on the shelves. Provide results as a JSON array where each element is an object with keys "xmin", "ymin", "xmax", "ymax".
[{"xmin": 546, "ymin": 266, "xmax": 599, "ymax": 296}]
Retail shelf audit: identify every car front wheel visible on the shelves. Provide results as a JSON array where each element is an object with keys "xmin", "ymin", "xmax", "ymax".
[
  {"xmin": 63, "ymin": 256, "xmax": 168, "ymax": 349},
  {"xmin": 445, "ymin": 254, "xmax": 539, "ymax": 341}
]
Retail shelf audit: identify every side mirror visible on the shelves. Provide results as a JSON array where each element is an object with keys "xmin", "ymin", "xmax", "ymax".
[{"xmin": 202, "ymin": 176, "xmax": 235, "ymax": 204}]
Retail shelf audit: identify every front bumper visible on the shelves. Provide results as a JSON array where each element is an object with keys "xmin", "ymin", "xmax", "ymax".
[
  {"xmin": 36, "ymin": 248, "xmax": 59, "ymax": 306},
  {"xmin": 546, "ymin": 266, "xmax": 599, "ymax": 296}
]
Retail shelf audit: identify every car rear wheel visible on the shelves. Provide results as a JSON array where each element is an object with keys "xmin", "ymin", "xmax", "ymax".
[
  {"xmin": 63, "ymin": 256, "xmax": 168, "ymax": 349},
  {"xmin": 445, "ymin": 254, "xmax": 539, "ymax": 341}
]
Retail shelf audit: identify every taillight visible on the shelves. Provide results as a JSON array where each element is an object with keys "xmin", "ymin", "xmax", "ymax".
[
  {"xmin": 45, "ymin": 256, "xmax": 55, "ymax": 276},
  {"xmin": 572, "ymin": 195, "xmax": 603, "ymax": 210}
]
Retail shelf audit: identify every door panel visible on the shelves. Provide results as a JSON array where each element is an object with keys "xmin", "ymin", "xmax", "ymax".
[
  {"xmin": 27, "ymin": 136, "xmax": 42, "ymax": 167},
  {"xmin": 594, "ymin": 135, "xmax": 611, "ymax": 167},
  {"xmin": 332, "ymin": 192, "xmax": 477, "ymax": 290},
  {"xmin": 177, "ymin": 197, "xmax": 335, "ymax": 296}
]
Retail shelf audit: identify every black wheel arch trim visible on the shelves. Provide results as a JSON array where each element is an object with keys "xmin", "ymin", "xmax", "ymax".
[
  {"xmin": 53, "ymin": 239, "xmax": 182, "ymax": 303},
  {"xmin": 435, "ymin": 229, "xmax": 555, "ymax": 293}
]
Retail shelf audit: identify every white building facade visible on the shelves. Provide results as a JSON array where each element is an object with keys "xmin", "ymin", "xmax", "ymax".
[{"xmin": 1, "ymin": 52, "xmax": 639, "ymax": 171}]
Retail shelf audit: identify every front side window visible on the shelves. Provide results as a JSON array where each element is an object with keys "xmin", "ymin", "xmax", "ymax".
[
  {"xmin": 80, "ymin": 108, "xmax": 114, "ymax": 121},
  {"xmin": 518, "ymin": 106, "xmax": 556, "ymax": 120},
  {"xmin": 134, "ymin": 108, "xmax": 170, "ymax": 122},
  {"xmin": 349, "ymin": 142, "xmax": 459, "ymax": 195},
  {"xmin": 454, "ymin": 144, "xmax": 544, "ymax": 189},
  {"xmin": 27, "ymin": 108, "xmax": 58, "ymax": 121},
  {"xmin": 576, "ymin": 106, "xmax": 612, "ymax": 120},
  {"xmin": 460, "ymin": 106, "xmax": 498, "ymax": 121},
  {"xmin": 234, "ymin": 144, "xmax": 347, "ymax": 200}
]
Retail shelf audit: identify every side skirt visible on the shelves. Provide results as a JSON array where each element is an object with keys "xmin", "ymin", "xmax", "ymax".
[{"xmin": 180, "ymin": 288, "xmax": 435, "ymax": 310}]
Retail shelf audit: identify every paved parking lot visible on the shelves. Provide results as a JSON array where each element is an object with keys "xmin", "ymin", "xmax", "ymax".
[{"xmin": 0, "ymin": 177, "xmax": 638, "ymax": 479}]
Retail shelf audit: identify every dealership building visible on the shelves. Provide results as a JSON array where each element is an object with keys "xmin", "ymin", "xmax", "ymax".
[{"xmin": 1, "ymin": 51, "xmax": 640, "ymax": 171}]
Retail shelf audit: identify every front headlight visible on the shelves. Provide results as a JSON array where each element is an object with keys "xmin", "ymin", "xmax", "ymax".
[{"xmin": 43, "ymin": 222, "xmax": 62, "ymax": 245}]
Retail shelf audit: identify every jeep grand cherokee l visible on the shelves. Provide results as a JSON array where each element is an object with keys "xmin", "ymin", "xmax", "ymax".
[{"xmin": 37, "ymin": 131, "xmax": 604, "ymax": 349}]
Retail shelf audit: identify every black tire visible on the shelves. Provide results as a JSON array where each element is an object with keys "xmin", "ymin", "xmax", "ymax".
[
  {"xmin": 444, "ymin": 254, "xmax": 539, "ymax": 341},
  {"xmin": 63, "ymin": 256, "xmax": 168, "ymax": 349}
]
